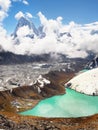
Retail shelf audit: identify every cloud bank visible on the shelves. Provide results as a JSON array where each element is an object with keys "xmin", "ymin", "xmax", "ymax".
[
  {"xmin": 15, "ymin": 11, "xmax": 33, "ymax": 20},
  {"xmin": 0, "ymin": 0, "xmax": 11, "ymax": 22},
  {"xmin": 0, "ymin": 8, "xmax": 98, "ymax": 58}
]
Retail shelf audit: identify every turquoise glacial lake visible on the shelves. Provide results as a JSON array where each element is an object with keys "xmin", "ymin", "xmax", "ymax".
[{"xmin": 20, "ymin": 88, "xmax": 98, "ymax": 117}]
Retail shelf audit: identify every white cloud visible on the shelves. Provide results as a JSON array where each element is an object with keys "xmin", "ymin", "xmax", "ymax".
[
  {"xmin": 15, "ymin": 11, "xmax": 24, "ymax": 20},
  {"xmin": 0, "ymin": 0, "xmax": 11, "ymax": 22},
  {"xmin": 12, "ymin": 0, "xmax": 29, "ymax": 5},
  {"xmin": 0, "ymin": 0, "xmax": 13, "ymax": 51},
  {"xmin": 0, "ymin": 26, "xmax": 14, "ymax": 52},
  {"xmin": 38, "ymin": 12, "xmax": 63, "ymax": 37},
  {"xmin": 26, "ymin": 12, "xmax": 33, "ymax": 19},
  {"xmin": 11, "ymin": 12, "xmax": 98, "ymax": 58},
  {"xmin": 0, "ymin": 0, "xmax": 11, "ymax": 11},
  {"xmin": 16, "ymin": 26, "xmax": 33, "ymax": 37},
  {"xmin": 1, "ymin": 11, "xmax": 98, "ymax": 59},
  {"xmin": 14, "ymin": 37, "xmax": 33, "ymax": 54},
  {"xmin": 23, "ymin": 0, "xmax": 29, "ymax": 5},
  {"xmin": 0, "ymin": 11, "xmax": 7, "ymax": 22},
  {"xmin": 15, "ymin": 11, "xmax": 33, "ymax": 20},
  {"xmin": 38, "ymin": 12, "xmax": 48, "ymax": 26}
]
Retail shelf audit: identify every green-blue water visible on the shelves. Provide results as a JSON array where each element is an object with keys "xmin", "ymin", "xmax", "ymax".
[
  {"xmin": 79, "ymin": 69, "xmax": 89, "ymax": 73},
  {"xmin": 20, "ymin": 88, "xmax": 98, "ymax": 117}
]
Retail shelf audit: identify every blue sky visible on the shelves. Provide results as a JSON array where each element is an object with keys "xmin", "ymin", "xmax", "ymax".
[{"xmin": 3, "ymin": 0, "xmax": 98, "ymax": 33}]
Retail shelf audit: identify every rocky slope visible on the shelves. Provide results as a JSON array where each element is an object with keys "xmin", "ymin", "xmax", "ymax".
[
  {"xmin": 85, "ymin": 55, "xmax": 98, "ymax": 69},
  {"xmin": 0, "ymin": 71, "xmax": 76, "ymax": 130},
  {"xmin": 0, "ymin": 71, "xmax": 74, "ymax": 113}
]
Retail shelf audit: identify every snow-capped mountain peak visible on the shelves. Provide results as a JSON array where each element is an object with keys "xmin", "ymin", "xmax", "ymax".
[{"xmin": 12, "ymin": 16, "xmax": 39, "ymax": 38}]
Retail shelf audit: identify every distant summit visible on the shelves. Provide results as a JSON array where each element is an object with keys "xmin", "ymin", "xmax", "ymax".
[
  {"xmin": 12, "ymin": 16, "xmax": 72, "ymax": 40},
  {"xmin": 12, "ymin": 17, "xmax": 39, "ymax": 38}
]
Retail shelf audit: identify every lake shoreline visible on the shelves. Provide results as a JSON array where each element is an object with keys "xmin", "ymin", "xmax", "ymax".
[{"xmin": 1, "ymin": 69, "xmax": 98, "ymax": 129}]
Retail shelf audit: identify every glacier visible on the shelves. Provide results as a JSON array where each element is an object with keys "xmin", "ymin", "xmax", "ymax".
[{"xmin": 65, "ymin": 68, "xmax": 98, "ymax": 95}]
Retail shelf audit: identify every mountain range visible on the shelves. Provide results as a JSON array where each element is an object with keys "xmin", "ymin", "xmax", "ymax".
[
  {"xmin": 0, "ymin": 16, "xmax": 73, "ymax": 64},
  {"xmin": 85, "ymin": 55, "xmax": 98, "ymax": 69},
  {"xmin": 0, "ymin": 16, "xmax": 97, "ymax": 65},
  {"xmin": 12, "ymin": 16, "xmax": 71, "ymax": 40}
]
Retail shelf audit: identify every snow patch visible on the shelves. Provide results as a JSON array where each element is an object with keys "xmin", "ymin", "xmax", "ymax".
[
  {"xmin": 37, "ymin": 75, "xmax": 51, "ymax": 88},
  {"xmin": 33, "ymin": 75, "xmax": 51, "ymax": 93}
]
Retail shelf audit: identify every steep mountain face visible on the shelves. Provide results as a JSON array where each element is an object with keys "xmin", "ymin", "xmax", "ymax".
[
  {"xmin": 38, "ymin": 26, "xmax": 46, "ymax": 38},
  {"xmin": 12, "ymin": 17, "xmax": 39, "ymax": 38},
  {"xmin": 85, "ymin": 55, "xmax": 98, "ymax": 69},
  {"xmin": 12, "ymin": 16, "xmax": 72, "ymax": 40}
]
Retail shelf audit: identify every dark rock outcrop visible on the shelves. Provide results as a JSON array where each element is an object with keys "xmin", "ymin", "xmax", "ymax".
[{"xmin": 85, "ymin": 55, "xmax": 98, "ymax": 69}]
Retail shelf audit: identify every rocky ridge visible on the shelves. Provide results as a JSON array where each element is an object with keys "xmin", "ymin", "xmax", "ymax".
[{"xmin": 0, "ymin": 71, "xmax": 74, "ymax": 113}]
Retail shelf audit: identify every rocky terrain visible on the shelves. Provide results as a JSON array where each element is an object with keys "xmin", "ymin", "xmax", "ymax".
[
  {"xmin": 1, "ymin": 69, "xmax": 98, "ymax": 130},
  {"xmin": 0, "ymin": 3, "xmax": 98, "ymax": 129},
  {"xmin": 0, "ymin": 70, "xmax": 74, "ymax": 113},
  {"xmin": 0, "ymin": 70, "xmax": 75, "ymax": 130},
  {"xmin": 1, "ymin": 111, "xmax": 98, "ymax": 130},
  {"xmin": 0, "ymin": 58, "xmax": 98, "ymax": 130}
]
